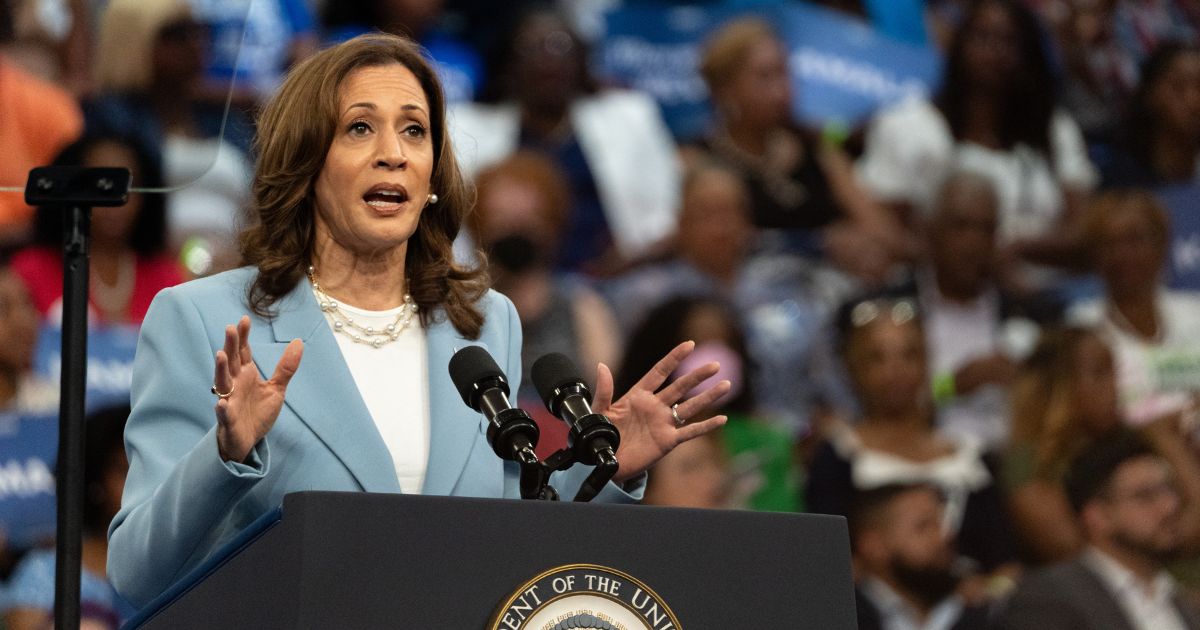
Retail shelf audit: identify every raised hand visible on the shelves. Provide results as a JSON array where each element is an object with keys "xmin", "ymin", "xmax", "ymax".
[
  {"xmin": 212, "ymin": 316, "xmax": 304, "ymax": 463},
  {"xmin": 592, "ymin": 341, "xmax": 730, "ymax": 483}
]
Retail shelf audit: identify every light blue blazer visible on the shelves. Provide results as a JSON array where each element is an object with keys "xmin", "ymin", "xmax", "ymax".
[{"xmin": 107, "ymin": 267, "xmax": 642, "ymax": 609}]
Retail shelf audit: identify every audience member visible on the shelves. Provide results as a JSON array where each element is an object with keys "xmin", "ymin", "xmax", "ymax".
[
  {"xmin": 1, "ymin": 405, "xmax": 134, "ymax": 629},
  {"xmin": 323, "ymin": 0, "xmax": 481, "ymax": 103},
  {"xmin": 996, "ymin": 433, "xmax": 1200, "ymax": 629},
  {"xmin": 602, "ymin": 161, "xmax": 753, "ymax": 335},
  {"xmin": 0, "ymin": 0, "xmax": 82, "ymax": 240},
  {"xmin": 450, "ymin": 8, "xmax": 681, "ymax": 274},
  {"xmin": 607, "ymin": 160, "xmax": 859, "ymax": 437},
  {"xmin": 1005, "ymin": 326, "xmax": 1200, "ymax": 564},
  {"xmin": 1105, "ymin": 43, "xmax": 1200, "ymax": 188},
  {"xmin": 1, "ymin": 0, "xmax": 90, "ymax": 89},
  {"xmin": 12, "ymin": 134, "xmax": 184, "ymax": 326},
  {"xmin": 618, "ymin": 297, "xmax": 801, "ymax": 512},
  {"xmin": 916, "ymin": 171, "xmax": 1052, "ymax": 451},
  {"xmin": 468, "ymin": 151, "xmax": 620, "ymax": 412},
  {"xmin": 86, "ymin": 0, "xmax": 252, "ymax": 267},
  {"xmin": 1069, "ymin": 190, "xmax": 1200, "ymax": 426},
  {"xmin": 857, "ymin": 0, "xmax": 1097, "ymax": 288},
  {"xmin": 851, "ymin": 483, "xmax": 990, "ymax": 630},
  {"xmin": 641, "ymin": 431, "xmax": 730, "ymax": 509},
  {"xmin": 1006, "ymin": 327, "xmax": 1125, "ymax": 562},
  {"xmin": 0, "ymin": 256, "xmax": 54, "ymax": 414},
  {"xmin": 1052, "ymin": 0, "xmax": 1137, "ymax": 146},
  {"xmin": 695, "ymin": 17, "xmax": 910, "ymax": 283},
  {"xmin": 806, "ymin": 295, "xmax": 1018, "ymax": 576}
]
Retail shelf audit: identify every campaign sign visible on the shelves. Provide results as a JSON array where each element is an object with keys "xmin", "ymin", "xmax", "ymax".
[
  {"xmin": 35, "ymin": 323, "xmax": 139, "ymax": 412},
  {"xmin": 0, "ymin": 325, "xmax": 139, "ymax": 546},
  {"xmin": 778, "ymin": 3, "xmax": 941, "ymax": 127},
  {"xmin": 1157, "ymin": 183, "xmax": 1200, "ymax": 292},
  {"xmin": 0, "ymin": 411, "xmax": 58, "ymax": 547},
  {"xmin": 599, "ymin": 2, "xmax": 941, "ymax": 140}
]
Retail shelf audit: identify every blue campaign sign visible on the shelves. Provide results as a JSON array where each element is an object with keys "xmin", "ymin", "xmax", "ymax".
[
  {"xmin": 778, "ymin": 4, "xmax": 941, "ymax": 128},
  {"xmin": 1159, "ymin": 183, "xmax": 1200, "ymax": 291},
  {"xmin": 598, "ymin": 2, "xmax": 942, "ymax": 140},
  {"xmin": 34, "ymin": 323, "xmax": 139, "ymax": 412},
  {"xmin": 0, "ymin": 324, "xmax": 139, "ymax": 546},
  {"xmin": 0, "ymin": 411, "xmax": 58, "ymax": 547}
]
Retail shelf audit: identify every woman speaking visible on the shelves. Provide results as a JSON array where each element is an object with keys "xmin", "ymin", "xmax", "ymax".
[{"xmin": 107, "ymin": 34, "xmax": 728, "ymax": 609}]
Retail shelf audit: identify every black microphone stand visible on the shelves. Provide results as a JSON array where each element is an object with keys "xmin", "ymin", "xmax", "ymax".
[
  {"xmin": 483, "ymin": 405, "xmax": 559, "ymax": 501},
  {"xmin": 537, "ymin": 432, "xmax": 619, "ymax": 503},
  {"xmin": 24, "ymin": 166, "xmax": 131, "ymax": 630}
]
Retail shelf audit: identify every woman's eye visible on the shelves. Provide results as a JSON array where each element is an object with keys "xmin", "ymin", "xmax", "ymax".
[
  {"xmin": 404, "ymin": 124, "xmax": 427, "ymax": 139},
  {"xmin": 348, "ymin": 121, "xmax": 371, "ymax": 136}
]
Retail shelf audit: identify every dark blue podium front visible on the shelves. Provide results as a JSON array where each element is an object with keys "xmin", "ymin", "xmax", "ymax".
[{"xmin": 126, "ymin": 492, "xmax": 855, "ymax": 629}]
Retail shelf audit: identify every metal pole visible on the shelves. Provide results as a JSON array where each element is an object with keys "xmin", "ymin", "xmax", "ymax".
[{"xmin": 54, "ymin": 204, "xmax": 89, "ymax": 630}]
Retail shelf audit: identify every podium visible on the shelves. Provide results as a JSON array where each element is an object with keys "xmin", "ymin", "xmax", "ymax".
[{"xmin": 125, "ymin": 492, "xmax": 855, "ymax": 628}]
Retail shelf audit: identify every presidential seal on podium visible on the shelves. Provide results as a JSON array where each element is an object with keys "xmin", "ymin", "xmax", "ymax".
[{"xmin": 489, "ymin": 564, "xmax": 681, "ymax": 630}]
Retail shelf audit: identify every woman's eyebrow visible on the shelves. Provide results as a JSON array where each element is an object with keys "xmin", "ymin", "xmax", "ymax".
[{"xmin": 342, "ymin": 102, "xmax": 427, "ymax": 115}]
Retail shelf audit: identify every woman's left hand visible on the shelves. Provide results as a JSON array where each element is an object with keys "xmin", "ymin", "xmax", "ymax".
[{"xmin": 591, "ymin": 341, "xmax": 730, "ymax": 483}]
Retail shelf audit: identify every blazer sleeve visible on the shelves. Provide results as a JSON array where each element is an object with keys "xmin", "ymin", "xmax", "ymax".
[
  {"xmin": 107, "ymin": 287, "xmax": 270, "ymax": 609},
  {"xmin": 492, "ymin": 292, "xmax": 644, "ymax": 503}
]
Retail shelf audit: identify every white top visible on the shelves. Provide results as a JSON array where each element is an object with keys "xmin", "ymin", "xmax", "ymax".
[
  {"xmin": 1083, "ymin": 547, "xmax": 1187, "ymax": 630},
  {"xmin": 829, "ymin": 426, "xmax": 992, "ymax": 534},
  {"xmin": 1069, "ymin": 291, "xmax": 1200, "ymax": 425},
  {"xmin": 856, "ymin": 96, "xmax": 1098, "ymax": 244},
  {"xmin": 318, "ymin": 293, "xmax": 431, "ymax": 494},
  {"xmin": 860, "ymin": 577, "xmax": 966, "ymax": 630},
  {"xmin": 922, "ymin": 285, "xmax": 1010, "ymax": 450}
]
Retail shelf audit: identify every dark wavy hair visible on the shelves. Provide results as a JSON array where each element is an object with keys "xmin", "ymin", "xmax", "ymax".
[
  {"xmin": 616, "ymin": 296, "xmax": 756, "ymax": 415},
  {"xmin": 1122, "ymin": 42, "xmax": 1200, "ymax": 175},
  {"xmin": 240, "ymin": 33, "xmax": 488, "ymax": 338},
  {"xmin": 35, "ymin": 134, "xmax": 168, "ymax": 255},
  {"xmin": 936, "ymin": 0, "xmax": 1057, "ymax": 155}
]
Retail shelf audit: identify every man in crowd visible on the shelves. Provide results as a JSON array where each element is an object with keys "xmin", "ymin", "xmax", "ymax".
[
  {"xmin": 852, "ymin": 483, "xmax": 989, "ymax": 630},
  {"xmin": 916, "ymin": 170, "xmax": 1056, "ymax": 452},
  {"xmin": 996, "ymin": 434, "xmax": 1200, "ymax": 629}
]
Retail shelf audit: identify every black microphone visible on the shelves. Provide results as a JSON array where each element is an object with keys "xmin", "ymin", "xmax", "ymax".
[
  {"xmin": 531, "ymin": 353, "xmax": 621, "ymax": 467},
  {"xmin": 448, "ymin": 346, "xmax": 540, "ymax": 466}
]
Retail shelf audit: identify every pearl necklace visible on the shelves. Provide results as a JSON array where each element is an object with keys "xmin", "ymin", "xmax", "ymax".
[{"xmin": 308, "ymin": 267, "xmax": 418, "ymax": 349}]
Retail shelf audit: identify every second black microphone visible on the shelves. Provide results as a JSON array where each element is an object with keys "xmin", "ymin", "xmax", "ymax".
[{"xmin": 530, "ymin": 353, "xmax": 621, "ymax": 466}]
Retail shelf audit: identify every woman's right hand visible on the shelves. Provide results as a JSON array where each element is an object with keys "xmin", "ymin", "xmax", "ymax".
[{"xmin": 212, "ymin": 316, "xmax": 304, "ymax": 463}]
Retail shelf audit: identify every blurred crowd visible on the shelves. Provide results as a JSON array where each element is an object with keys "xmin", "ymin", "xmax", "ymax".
[{"xmin": 3, "ymin": 0, "xmax": 1200, "ymax": 627}]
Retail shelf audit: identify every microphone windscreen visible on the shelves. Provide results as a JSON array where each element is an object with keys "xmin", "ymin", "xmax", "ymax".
[
  {"xmin": 448, "ymin": 345, "xmax": 504, "ymax": 407},
  {"xmin": 531, "ymin": 353, "xmax": 583, "ymax": 409}
]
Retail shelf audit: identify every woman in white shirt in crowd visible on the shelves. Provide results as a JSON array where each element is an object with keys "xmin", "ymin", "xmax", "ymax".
[
  {"xmin": 1068, "ymin": 189, "xmax": 1200, "ymax": 426},
  {"xmin": 857, "ymin": 0, "xmax": 1098, "ymax": 291}
]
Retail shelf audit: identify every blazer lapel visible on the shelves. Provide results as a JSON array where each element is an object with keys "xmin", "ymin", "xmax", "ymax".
[
  {"xmin": 420, "ymin": 315, "xmax": 488, "ymax": 496},
  {"xmin": 1070, "ymin": 560, "xmax": 1138, "ymax": 630},
  {"xmin": 249, "ymin": 279, "xmax": 401, "ymax": 494}
]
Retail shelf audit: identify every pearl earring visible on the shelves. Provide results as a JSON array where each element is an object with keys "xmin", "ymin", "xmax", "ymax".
[{"xmin": 427, "ymin": 193, "xmax": 439, "ymax": 205}]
